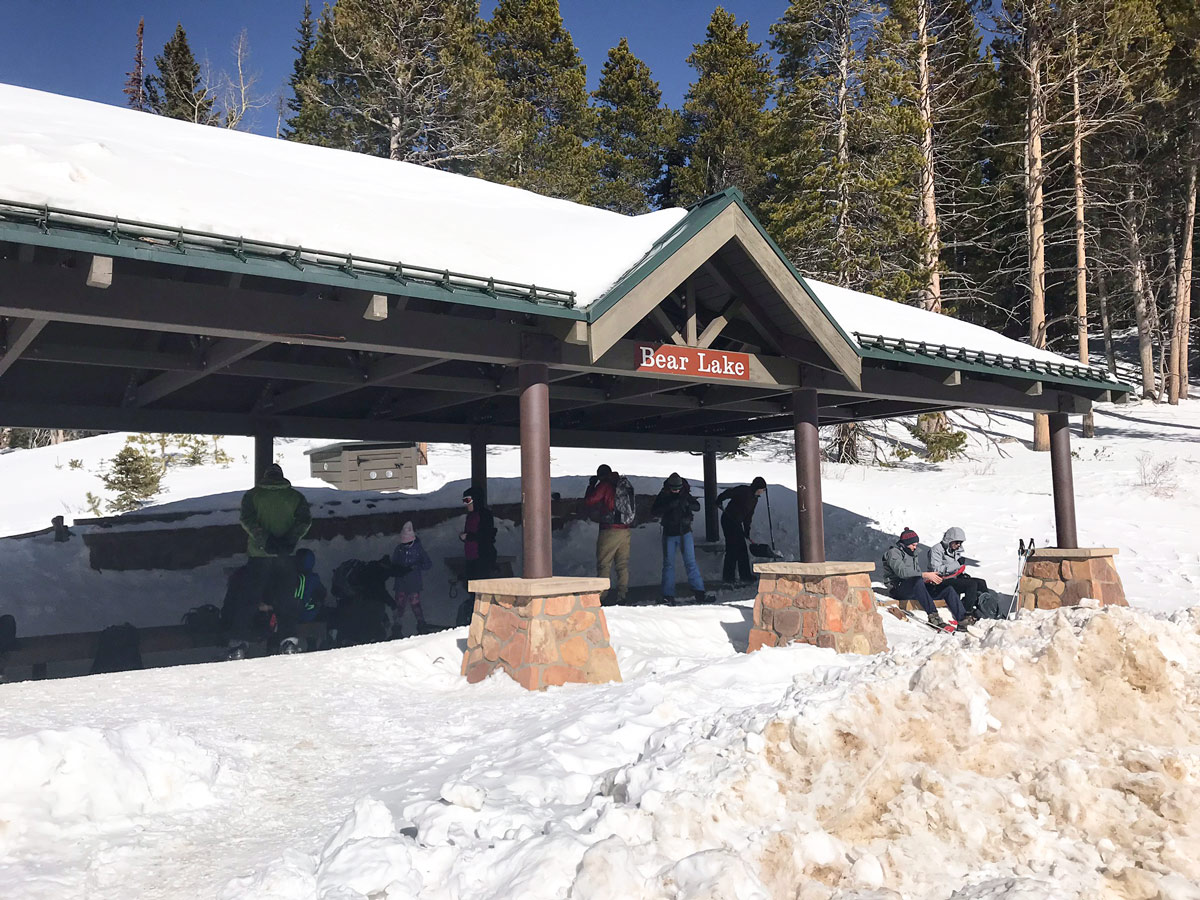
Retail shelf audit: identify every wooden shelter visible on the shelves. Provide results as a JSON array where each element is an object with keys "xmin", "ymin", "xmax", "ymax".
[{"xmin": 0, "ymin": 84, "xmax": 1130, "ymax": 616}]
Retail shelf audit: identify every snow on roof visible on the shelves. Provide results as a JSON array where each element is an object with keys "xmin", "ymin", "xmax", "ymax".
[
  {"xmin": 0, "ymin": 84, "xmax": 686, "ymax": 306},
  {"xmin": 803, "ymin": 277, "xmax": 1091, "ymax": 370}
]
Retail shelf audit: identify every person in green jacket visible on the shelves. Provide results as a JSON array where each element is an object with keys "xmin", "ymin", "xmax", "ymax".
[{"xmin": 228, "ymin": 463, "xmax": 313, "ymax": 658}]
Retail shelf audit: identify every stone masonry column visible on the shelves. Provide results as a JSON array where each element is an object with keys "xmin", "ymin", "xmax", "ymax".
[
  {"xmin": 747, "ymin": 562, "xmax": 887, "ymax": 655},
  {"xmin": 461, "ymin": 576, "xmax": 621, "ymax": 690},
  {"xmin": 1018, "ymin": 548, "xmax": 1127, "ymax": 610}
]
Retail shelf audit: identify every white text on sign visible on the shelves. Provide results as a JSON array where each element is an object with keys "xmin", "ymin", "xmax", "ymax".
[{"xmin": 635, "ymin": 344, "xmax": 751, "ymax": 381}]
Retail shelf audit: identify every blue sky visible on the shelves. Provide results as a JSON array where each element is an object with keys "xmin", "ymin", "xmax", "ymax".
[{"xmin": 0, "ymin": 1, "xmax": 785, "ymax": 135}]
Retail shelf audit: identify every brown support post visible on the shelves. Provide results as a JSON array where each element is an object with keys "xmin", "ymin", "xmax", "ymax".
[
  {"xmin": 519, "ymin": 363, "xmax": 552, "ymax": 579},
  {"xmin": 793, "ymin": 388, "xmax": 825, "ymax": 563},
  {"xmin": 703, "ymin": 443, "xmax": 719, "ymax": 543},
  {"xmin": 253, "ymin": 431, "xmax": 273, "ymax": 482},
  {"xmin": 470, "ymin": 433, "xmax": 488, "ymax": 508},
  {"xmin": 1049, "ymin": 413, "xmax": 1079, "ymax": 549}
]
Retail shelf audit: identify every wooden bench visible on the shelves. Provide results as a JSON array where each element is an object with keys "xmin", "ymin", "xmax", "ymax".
[{"xmin": 0, "ymin": 620, "xmax": 327, "ymax": 682}]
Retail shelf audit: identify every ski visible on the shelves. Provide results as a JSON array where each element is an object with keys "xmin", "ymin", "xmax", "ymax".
[
  {"xmin": 1006, "ymin": 538, "xmax": 1036, "ymax": 619},
  {"xmin": 885, "ymin": 604, "xmax": 969, "ymax": 635}
]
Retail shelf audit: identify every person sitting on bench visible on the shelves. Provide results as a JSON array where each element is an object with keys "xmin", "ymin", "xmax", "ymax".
[
  {"xmin": 930, "ymin": 527, "xmax": 993, "ymax": 618},
  {"xmin": 882, "ymin": 527, "xmax": 973, "ymax": 631}
]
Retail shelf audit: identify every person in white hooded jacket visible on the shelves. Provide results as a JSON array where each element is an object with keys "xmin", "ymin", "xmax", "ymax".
[{"xmin": 930, "ymin": 527, "xmax": 991, "ymax": 617}]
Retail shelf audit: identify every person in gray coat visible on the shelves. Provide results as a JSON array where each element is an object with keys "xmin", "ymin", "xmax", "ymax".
[
  {"xmin": 882, "ymin": 527, "xmax": 970, "ymax": 630},
  {"xmin": 930, "ymin": 527, "xmax": 991, "ymax": 618}
]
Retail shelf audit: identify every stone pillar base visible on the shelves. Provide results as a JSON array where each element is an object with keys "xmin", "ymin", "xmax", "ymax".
[
  {"xmin": 461, "ymin": 577, "xmax": 622, "ymax": 690},
  {"xmin": 748, "ymin": 562, "xmax": 887, "ymax": 655},
  {"xmin": 1019, "ymin": 548, "xmax": 1126, "ymax": 610}
]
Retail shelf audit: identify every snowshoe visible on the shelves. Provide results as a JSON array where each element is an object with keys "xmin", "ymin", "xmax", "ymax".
[
  {"xmin": 693, "ymin": 590, "xmax": 716, "ymax": 604},
  {"xmin": 278, "ymin": 637, "xmax": 302, "ymax": 655},
  {"xmin": 226, "ymin": 641, "xmax": 249, "ymax": 661}
]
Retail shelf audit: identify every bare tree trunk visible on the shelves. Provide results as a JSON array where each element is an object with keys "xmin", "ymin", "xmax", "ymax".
[
  {"xmin": 1071, "ymin": 23, "xmax": 1094, "ymax": 436},
  {"xmin": 917, "ymin": 0, "xmax": 941, "ymax": 313},
  {"xmin": 1098, "ymin": 269, "xmax": 1117, "ymax": 375},
  {"xmin": 834, "ymin": 8, "xmax": 851, "ymax": 283},
  {"xmin": 1175, "ymin": 147, "xmax": 1197, "ymax": 401},
  {"xmin": 1127, "ymin": 181, "xmax": 1157, "ymax": 398},
  {"xmin": 1027, "ymin": 15, "xmax": 1050, "ymax": 450}
]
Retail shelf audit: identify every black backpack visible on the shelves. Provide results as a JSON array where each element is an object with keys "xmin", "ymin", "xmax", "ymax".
[{"xmin": 90, "ymin": 623, "xmax": 143, "ymax": 674}]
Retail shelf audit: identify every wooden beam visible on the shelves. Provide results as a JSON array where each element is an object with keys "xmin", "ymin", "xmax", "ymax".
[
  {"xmin": 260, "ymin": 354, "xmax": 437, "ymax": 414},
  {"xmin": 0, "ymin": 318, "xmax": 48, "ymax": 378},
  {"xmin": 0, "ymin": 399, "xmax": 740, "ymax": 453},
  {"xmin": 589, "ymin": 203, "xmax": 740, "ymax": 361},
  {"xmin": 696, "ymin": 299, "xmax": 740, "ymax": 349},
  {"xmin": 649, "ymin": 307, "xmax": 686, "ymax": 346},
  {"xmin": 363, "ymin": 293, "xmax": 388, "ymax": 321},
  {"xmin": 133, "ymin": 338, "xmax": 269, "ymax": 407},
  {"xmin": 685, "ymin": 280, "xmax": 698, "ymax": 345},
  {"xmin": 86, "ymin": 255, "xmax": 113, "ymax": 289},
  {"xmin": 702, "ymin": 257, "xmax": 783, "ymax": 354}
]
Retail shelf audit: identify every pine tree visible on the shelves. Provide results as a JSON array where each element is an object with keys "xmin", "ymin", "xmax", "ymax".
[
  {"xmin": 123, "ymin": 18, "xmax": 149, "ymax": 111},
  {"xmin": 102, "ymin": 447, "xmax": 162, "ymax": 513},
  {"xmin": 483, "ymin": 0, "xmax": 593, "ymax": 200},
  {"xmin": 591, "ymin": 39, "xmax": 671, "ymax": 214},
  {"xmin": 146, "ymin": 23, "xmax": 216, "ymax": 124},
  {"xmin": 282, "ymin": 1, "xmax": 318, "ymax": 139},
  {"xmin": 766, "ymin": 0, "xmax": 923, "ymax": 299},
  {"xmin": 292, "ymin": 0, "xmax": 501, "ymax": 167},
  {"xmin": 670, "ymin": 8, "xmax": 774, "ymax": 207}
]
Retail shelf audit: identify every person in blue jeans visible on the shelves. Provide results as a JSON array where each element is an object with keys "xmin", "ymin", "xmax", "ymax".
[{"xmin": 651, "ymin": 473, "xmax": 713, "ymax": 604}]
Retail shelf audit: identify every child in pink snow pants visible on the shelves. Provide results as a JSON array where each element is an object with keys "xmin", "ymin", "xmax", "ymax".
[{"xmin": 390, "ymin": 521, "xmax": 433, "ymax": 636}]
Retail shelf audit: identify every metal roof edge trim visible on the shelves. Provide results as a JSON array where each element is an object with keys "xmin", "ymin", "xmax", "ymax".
[
  {"xmin": 0, "ymin": 203, "xmax": 586, "ymax": 321},
  {"xmin": 857, "ymin": 344, "xmax": 1133, "ymax": 393}
]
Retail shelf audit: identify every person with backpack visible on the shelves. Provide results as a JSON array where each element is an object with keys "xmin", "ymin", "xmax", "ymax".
[
  {"xmin": 583, "ymin": 464, "xmax": 636, "ymax": 606},
  {"xmin": 882, "ymin": 527, "xmax": 973, "ymax": 631},
  {"xmin": 457, "ymin": 486, "xmax": 497, "ymax": 626},
  {"xmin": 391, "ymin": 520, "xmax": 433, "ymax": 636},
  {"xmin": 651, "ymin": 473, "xmax": 713, "ymax": 605},
  {"xmin": 229, "ymin": 463, "xmax": 313, "ymax": 659},
  {"xmin": 930, "ymin": 527, "xmax": 1000, "ymax": 619},
  {"xmin": 716, "ymin": 476, "xmax": 767, "ymax": 586},
  {"xmin": 330, "ymin": 556, "xmax": 394, "ymax": 645}
]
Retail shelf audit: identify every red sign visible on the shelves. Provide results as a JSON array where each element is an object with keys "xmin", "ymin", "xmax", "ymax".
[{"xmin": 636, "ymin": 343, "xmax": 751, "ymax": 381}]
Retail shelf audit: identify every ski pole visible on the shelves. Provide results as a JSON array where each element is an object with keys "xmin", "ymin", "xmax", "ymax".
[{"xmin": 765, "ymin": 489, "xmax": 776, "ymax": 554}]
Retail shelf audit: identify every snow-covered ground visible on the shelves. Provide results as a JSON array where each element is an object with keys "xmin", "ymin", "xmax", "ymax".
[{"xmin": 2, "ymin": 399, "xmax": 1200, "ymax": 898}]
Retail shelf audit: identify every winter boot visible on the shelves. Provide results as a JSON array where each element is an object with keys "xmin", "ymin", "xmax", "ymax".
[
  {"xmin": 927, "ymin": 611, "xmax": 948, "ymax": 631},
  {"xmin": 279, "ymin": 637, "xmax": 302, "ymax": 655},
  {"xmin": 693, "ymin": 588, "xmax": 715, "ymax": 604},
  {"xmin": 958, "ymin": 614, "xmax": 979, "ymax": 629},
  {"xmin": 662, "ymin": 595, "xmax": 677, "ymax": 606},
  {"xmin": 226, "ymin": 640, "xmax": 249, "ymax": 661}
]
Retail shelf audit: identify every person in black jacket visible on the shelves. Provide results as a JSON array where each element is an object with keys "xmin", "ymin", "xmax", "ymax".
[
  {"xmin": 717, "ymin": 476, "xmax": 766, "ymax": 585},
  {"xmin": 651, "ymin": 473, "xmax": 713, "ymax": 604}
]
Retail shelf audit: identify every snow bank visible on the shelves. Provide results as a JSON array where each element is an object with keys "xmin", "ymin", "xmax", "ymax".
[
  {"xmin": 235, "ymin": 605, "xmax": 1200, "ymax": 899},
  {"xmin": 0, "ymin": 720, "xmax": 222, "ymax": 849},
  {"xmin": 0, "ymin": 84, "xmax": 686, "ymax": 305}
]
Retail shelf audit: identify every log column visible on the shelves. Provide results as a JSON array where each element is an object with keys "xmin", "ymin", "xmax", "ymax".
[
  {"xmin": 470, "ymin": 432, "xmax": 488, "ymax": 508},
  {"xmin": 253, "ymin": 431, "xmax": 273, "ymax": 482},
  {"xmin": 793, "ymin": 388, "xmax": 825, "ymax": 563},
  {"xmin": 1049, "ymin": 413, "xmax": 1079, "ymax": 549},
  {"xmin": 519, "ymin": 363, "xmax": 552, "ymax": 578},
  {"xmin": 703, "ymin": 443, "xmax": 719, "ymax": 543}
]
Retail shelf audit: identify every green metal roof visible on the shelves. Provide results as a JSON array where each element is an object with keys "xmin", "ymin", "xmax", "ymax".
[
  {"xmin": 0, "ymin": 193, "xmax": 1135, "ymax": 397},
  {"xmin": 0, "ymin": 199, "xmax": 586, "ymax": 320}
]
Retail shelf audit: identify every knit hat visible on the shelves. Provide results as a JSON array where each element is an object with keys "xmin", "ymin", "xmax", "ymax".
[
  {"xmin": 462, "ymin": 486, "xmax": 478, "ymax": 501},
  {"xmin": 751, "ymin": 476, "xmax": 767, "ymax": 491},
  {"xmin": 899, "ymin": 527, "xmax": 920, "ymax": 545},
  {"xmin": 597, "ymin": 464, "xmax": 613, "ymax": 478},
  {"xmin": 665, "ymin": 472, "xmax": 684, "ymax": 489},
  {"xmin": 399, "ymin": 521, "xmax": 415, "ymax": 542},
  {"xmin": 263, "ymin": 463, "xmax": 284, "ymax": 480}
]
